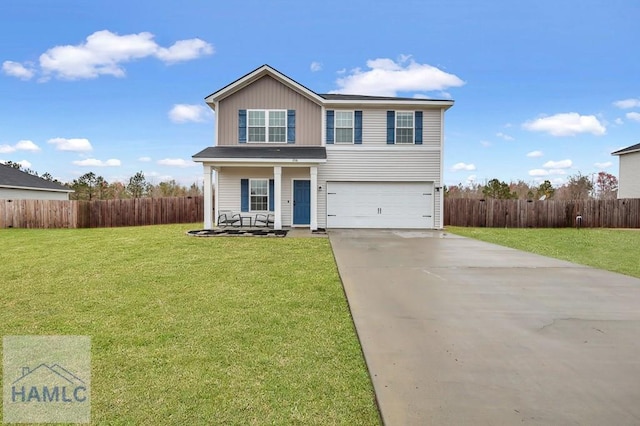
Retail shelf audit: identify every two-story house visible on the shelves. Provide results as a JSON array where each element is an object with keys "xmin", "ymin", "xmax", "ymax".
[{"xmin": 192, "ymin": 65, "xmax": 454, "ymax": 230}]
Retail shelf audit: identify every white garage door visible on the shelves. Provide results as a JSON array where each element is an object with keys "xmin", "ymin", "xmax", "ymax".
[{"xmin": 327, "ymin": 181, "xmax": 434, "ymax": 229}]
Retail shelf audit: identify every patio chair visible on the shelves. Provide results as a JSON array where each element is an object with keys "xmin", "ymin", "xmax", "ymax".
[
  {"xmin": 254, "ymin": 213, "xmax": 274, "ymax": 228},
  {"xmin": 217, "ymin": 211, "xmax": 241, "ymax": 227}
]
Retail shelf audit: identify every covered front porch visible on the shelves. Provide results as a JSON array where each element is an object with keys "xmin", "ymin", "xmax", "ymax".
[{"xmin": 193, "ymin": 146, "xmax": 326, "ymax": 231}]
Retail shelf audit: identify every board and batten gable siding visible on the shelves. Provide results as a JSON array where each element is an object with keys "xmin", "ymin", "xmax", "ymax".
[
  {"xmin": 217, "ymin": 76, "xmax": 322, "ymax": 146},
  {"xmin": 317, "ymin": 148, "xmax": 442, "ymax": 228},
  {"xmin": 332, "ymin": 107, "xmax": 441, "ymax": 147},
  {"xmin": 618, "ymin": 151, "xmax": 640, "ymax": 198},
  {"xmin": 216, "ymin": 166, "xmax": 311, "ymax": 226},
  {"xmin": 0, "ymin": 188, "xmax": 70, "ymax": 200}
]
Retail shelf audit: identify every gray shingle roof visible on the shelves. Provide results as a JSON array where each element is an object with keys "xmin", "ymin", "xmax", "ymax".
[
  {"xmin": 319, "ymin": 93, "xmax": 452, "ymax": 102},
  {"xmin": 193, "ymin": 146, "xmax": 326, "ymax": 160},
  {"xmin": 0, "ymin": 164, "xmax": 72, "ymax": 192},
  {"xmin": 612, "ymin": 142, "xmax": 640, "ymax": 155}
]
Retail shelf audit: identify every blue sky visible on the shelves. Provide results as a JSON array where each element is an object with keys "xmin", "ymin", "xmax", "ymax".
[{"xmin": 1, "ymin": 0, "xmax": 638, "ymax": 187}]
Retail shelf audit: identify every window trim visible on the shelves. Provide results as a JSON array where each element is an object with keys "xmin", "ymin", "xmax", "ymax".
[
  {"xmin": 247, "ymin": 109, "xmax": 287, "ymax": 143},
  {"xmin": 395, "ymin": 111, "xmax": 415, "ymax": 144},
  {"xmin": 249, "ymin": 178, "xmax": 269, "ymax": 212},
  {"xmin": 334, "ymin": 110, "xmax": 355, "ymax": 144}
]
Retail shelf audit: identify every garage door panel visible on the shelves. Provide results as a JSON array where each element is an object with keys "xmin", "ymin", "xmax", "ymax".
[{"xmin": 327, "ymin": 182, "xmax": 433, "ymax": 229}]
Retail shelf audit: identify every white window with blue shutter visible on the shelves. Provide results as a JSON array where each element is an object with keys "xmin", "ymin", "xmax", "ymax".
[
  {"xmin": 241, "ymin": 178, "xmax": 274, "ymax": 212},
  {"xmin": 326, "ymin": 110, "xmax": 362, "ymax": 144},
  {"xmin": 387, "ymin": 111, "xmax": 423, "ymax": 144},
  {"xmin": 238, "ymin": 109, "xmax": 295, "ymax": 143}
]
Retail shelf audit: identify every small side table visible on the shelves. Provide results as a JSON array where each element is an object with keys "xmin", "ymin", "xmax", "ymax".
[{"xmin": 239, "ymin": 216, "xmax": 252, "ymax": 227}]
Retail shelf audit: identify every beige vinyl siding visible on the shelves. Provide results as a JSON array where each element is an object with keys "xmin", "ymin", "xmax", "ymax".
[
  {"xmin": 0, "ymin": 188, "xmax": 70, "ymax": 200},
  {"xmin": 423, "ymin": 109, "xmax": 441, "ymax": 148},
  {"xmin": 217, "ymin": 167, "xmax": 272, "ymax": 216},
  {"xmin": 216, "ymin": 166, "xmax": 311, "ymax": 226},
  {"xmin": 217, "ymin": 76, "xmax": 322, "ymax": 146},
  {"xmin": 345, "ymin": 108, "xmax": 442, "ymax": 146},
  {"xmin": 361, "ymin": 110, "xmax": 386, "ymax": 145},
  {"xmin": 618, "ymin": 152, "xmax": 640, "ymax": 198},
  {"xmin": 317, "ymin": 148, "xmax": 442, "ymax": 228}
]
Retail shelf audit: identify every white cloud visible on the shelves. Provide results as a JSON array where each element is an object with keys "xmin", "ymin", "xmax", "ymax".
[
  {"xmin": 594, "ymin": 161, "xmax": 613, "ymax": 169},
  {"xmin": 526, "ymin": 150, "xmax": 544, "ymax": 158},
  {"xmin": 0, "ymin": 139, "xmax": 41, "ymax": 153},
  {"xmin": 331, "ymin": 56, "xmax": 465, "ymax": 96},
  {"xmin": 138, "ymin": 156, "xmax": 152, "ymax": 162},
  {"xmin": 451, "ymin": 162, "xmax": 476, "ymax": 172},
  {"xmin": 2, "ymin": 61, "xmax": 35, "ymax": 80},
  {"xmin": 480, "ymin": 140, "xmax": 491, "ymax": 147},
  {"xmin": 4, "ymin": 30, "xmax": 213, "ymax": 81},
  {"xmin": 496, "ymin": 132, "xmax": 514, "ymax": 141},
  {"xmin": 615, "ymin": 118, "xmax": 624, "ymax": 125},
  {"xmin": 48, "ymin": 137, "xmax": 93, "ymax": 152},
  {"xmin": 310, "ymin": 61, "xmax": 322, "ymax": 72},
  {"xmin": 529, "ymin": 169, "xmax": 549, "ymax": 177},
  {"xmin": 613, "ymin": 98, "xmax": 640, "ymax": 109},
  {"xmin": 72, "ymin": 158, "xmax": 121, "ymax": 167},
  {"xmin": 169, "ymin": 104, "xmax": 209, "ymax": 123},
  {"xmin": 546, "ymin": 169, "xmax": 567, "ymax": 175},
  {"xmin": 155, "ymin": 38, "xmax": 214, "ymax": 63},
  {"xmin": 466, "ymin": 174, "xmax": 477, "ymax": 183},
  {"xmin": 157, "ymin": 158, "xmax": 196, "ymax": 168},
  {"xmin": 542, "ymin": 159, "xmax": 572, "ymax": 169},
  {"xmin": 522, "ymin": 113, "xmax": 606, "ymax": 136},
  {"xmin": 626, "ymin": 112, "xmax": 640, "ymax": 122},
  {"xmin": 529, "ymin": 168, "xmax": 565, "ymax": 177},
  {"xmin": 15, "ymin": 140, "xmax": 41, "ymax": 152}
]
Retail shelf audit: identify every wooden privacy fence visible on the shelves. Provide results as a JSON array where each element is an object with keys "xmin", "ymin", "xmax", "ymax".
[
  {"xmin": 445, "ymin": 198, "xmax": 640, "ymax": 228},
  {"xmin": 0, "ymin": 196, "xmax": 204, "ymax": 229}
]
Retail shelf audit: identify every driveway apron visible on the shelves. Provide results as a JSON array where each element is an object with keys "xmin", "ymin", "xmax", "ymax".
[{"xmin": 329, "ymin": 229, "xmax": 640, "ymax": 425}]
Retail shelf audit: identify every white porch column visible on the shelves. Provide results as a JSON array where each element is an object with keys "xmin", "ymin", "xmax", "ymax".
[
  {"xmin": 310, "ymin": 166, "xmax": 318, "ymax": 231},
  {"xmin": 274, "ymin": 166, "xmax": 282, "ymax": 230},
  {"xmin": 213, "ymin": 168, "xmax": 219, "ymax": 226},
  {"xmin": 203, "ymin": 164, "xmax": 213, "ymax": 229}
]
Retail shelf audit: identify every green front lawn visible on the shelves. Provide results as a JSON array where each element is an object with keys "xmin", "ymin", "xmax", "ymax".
[
  {"xmin": 447, "ymin": 227, "xmax": 640, "ymax": 279},
  {"xmin": 1, "ymin": 224, "xmax": 379, "ymax": 425}
]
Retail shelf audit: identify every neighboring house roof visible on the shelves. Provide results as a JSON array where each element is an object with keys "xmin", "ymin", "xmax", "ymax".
[
  {"xmin": 193, "ymin": 146, "xmax": 326, "ymax": 162},
  {"xmin": 205, "ymin": 64, "xmax": 454, "ymax": 109},
  {"xmin": 612, "ymin": 142, "xmax": 640, "ymax": 156},
  {"xmin": 0, "ymin": 164, "xmax": 73, "ymax": 192}
]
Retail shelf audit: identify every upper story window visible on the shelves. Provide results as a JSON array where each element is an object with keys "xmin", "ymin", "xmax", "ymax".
[
  {"xmin": 386, "ymin": 111, "xmax": 423, "ymax": 145},
  {"xmin": 335, "ymin": 111, "xmax": 354, "ymax": 143},
  {"xmin": 248, "ymin": 110, "xmax": 286, "ymax": 143},
  {"xmin": 325, "ymin": 110, "xmax": 362, "ymax": 144},
  {"xmin": 395, "ymin": 112, "xmax": 414, "ymax": 144}
]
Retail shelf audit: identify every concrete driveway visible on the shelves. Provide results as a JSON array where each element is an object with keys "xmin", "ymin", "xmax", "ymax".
[{"xmin": 329, "ymin": 229, "xmax": 640, "ymax": 426}]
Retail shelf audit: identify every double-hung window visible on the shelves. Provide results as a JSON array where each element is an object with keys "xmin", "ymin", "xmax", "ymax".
[
  {"xmin": 335, "ymin": 111, "xmax": 354, "ymax": 143},
  {"xmin": 395, "ymin": 112, "xmax": 414, "ymax": 144},
  {"xmin": 248, "ymin": 110, "xmax": 286, "ymax": 142},
  {"xmin": 250, "ymin": 179, "xmax": 268, "ymax": 211}
]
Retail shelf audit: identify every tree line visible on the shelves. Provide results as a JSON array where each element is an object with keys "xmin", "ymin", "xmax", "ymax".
[
  {"xmin": 3, "ymin": 161, "xmax": 202, "ymax": 200},
  {"xmin": 445, "ymin": 172, "xmax": 618, "ymax": 200}
]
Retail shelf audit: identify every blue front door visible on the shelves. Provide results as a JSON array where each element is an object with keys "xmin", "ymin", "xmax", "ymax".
[{"xmin": 293, "ymin": 180, "xmax": 311, "ymax": 225}]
